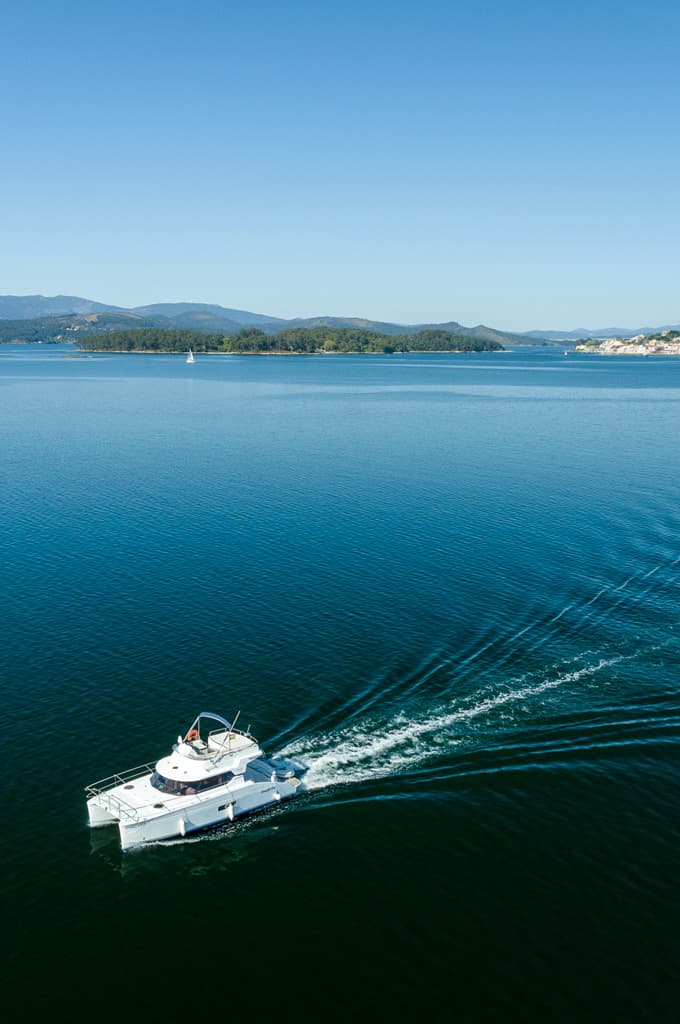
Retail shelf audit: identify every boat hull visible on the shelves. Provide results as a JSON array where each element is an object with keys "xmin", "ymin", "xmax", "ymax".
[
  {"xmin": 87, "ymin": 800, "xmax": 119, "ymax": 828},
  {"xmin": 88, "ymin": 770, "xmax": 305, "ymax": 850},
  {"xmin": 120, "ymin": 776, "xmax": 302, "ymax": 848}
]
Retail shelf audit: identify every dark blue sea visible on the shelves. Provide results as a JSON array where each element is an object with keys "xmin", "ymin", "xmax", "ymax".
[{"xmin": 1, "ymin": 344, "xmax": 678, "ymax": 1021}]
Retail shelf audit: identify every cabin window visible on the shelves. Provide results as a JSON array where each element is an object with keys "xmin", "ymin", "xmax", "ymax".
[
  {"xmin": 195, "ymin": 772, "xmax": 234, "ymax": 792},
  {"xmin": 150, "ymin": 771, "xmax": 233, "ymax": 796},
  {"xmin": 151, "ymin": 772, "xmax": 185, "ymax": 795}
]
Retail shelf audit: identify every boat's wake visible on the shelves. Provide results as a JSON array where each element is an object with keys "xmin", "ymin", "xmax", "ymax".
[
  {"xmin": 175, "ymin": 553, "xmax": 677, "ymax": 847},
  {"xmin": 275, "ymin": 652, "xmax": 636, "ymax": 791},
  {"xmin": 272, "ymin": 550, "xmax": 680, "ymax": 795}
]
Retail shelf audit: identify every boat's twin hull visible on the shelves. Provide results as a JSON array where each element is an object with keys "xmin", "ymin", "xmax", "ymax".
[{"xmin": 88, "ymin": 775, "xmax": 303, "ymax": 850}]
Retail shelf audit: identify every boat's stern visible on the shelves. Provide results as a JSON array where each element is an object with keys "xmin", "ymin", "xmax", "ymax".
[
  {"xmin": 266, "ymin": 755, "xmax": 309, "ymax": 782},
  {"xmin": 87, "ymin": 794, "xmax": 120, "ymax": 828},
  {"xmin": 85, "ymin": 763, "xmax": 156, "ymax": 833}
]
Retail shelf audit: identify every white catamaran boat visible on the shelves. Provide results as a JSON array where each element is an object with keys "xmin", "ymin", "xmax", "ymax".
[
  {"xmin": 86, "ymin": 712, "xmax": 307, "ymax": 850},
  {"xmin": 186, "ymin": 348, "xmax": 195, "ymax": 363}
]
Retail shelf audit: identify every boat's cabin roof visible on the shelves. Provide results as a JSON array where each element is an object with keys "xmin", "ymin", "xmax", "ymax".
[{"xmin": 155, "ymin": 712, "xmax": 262, "ymax": 783}]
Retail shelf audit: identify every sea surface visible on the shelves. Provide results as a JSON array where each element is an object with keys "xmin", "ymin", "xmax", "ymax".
[{"xmin": 1, "ymin": 344, "xmax": 678, "ymax": 1020}]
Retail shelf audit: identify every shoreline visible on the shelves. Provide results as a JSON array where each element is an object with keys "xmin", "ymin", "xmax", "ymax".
[
  {"xmin": 74, "ymin": 347, "xmax": 506, "ymax": 356},
  {"xmin": 575, "ymin": 345, "xmax": 680, "ymax": 356}
]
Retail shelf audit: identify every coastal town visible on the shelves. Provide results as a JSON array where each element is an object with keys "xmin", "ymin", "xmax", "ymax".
[{"xmin": 575, "ymin": 329, "xmax": 680, "ymax": 355}]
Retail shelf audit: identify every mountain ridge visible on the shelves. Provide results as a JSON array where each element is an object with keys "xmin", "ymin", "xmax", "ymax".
[
  {"xmin": 0, "ymin": 294, "xmax": 550, "ymax": 346},
  {"xmin": 1, "ymin": 294, "xmax": 676, "ymax": 344},
  {"xmin": 524, "ymin": 325, "xmax": 680, "ymax": 341}
]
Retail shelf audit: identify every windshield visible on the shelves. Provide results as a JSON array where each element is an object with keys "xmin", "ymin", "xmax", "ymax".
[{"xmin": 150, "ymin": 771, "xmax": 233, "ymax": 796}]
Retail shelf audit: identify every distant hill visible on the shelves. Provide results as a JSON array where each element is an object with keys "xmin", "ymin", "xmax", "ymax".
[
  {"xmin": 281, "ymin": 316, "xmax": 423, "ymax": 335},
  {"xmin": 131, "ymin": 303, "xmax": 286, "ymax": 332},
  {"xmin": 462, "ymin": 324, "xmax": 535, "ymax": 347},
  {"xmin": 264, "ymin": 318, "xmax": 542, "ymax": 347},
  {"xmin": 9, "ymin": 293, "xmax": 676, "ymax": 346},
  {"xmin": 523, "ymin": 325, "xmax": 680, "ymax": 341},
  {"xmin": 0, "ymin": 311, "xmax": 165, "ymax": 344},
  {"xmin": 145, "ymin": 309, "xmax": 244, "ymax": 333},
  {"xmin": 0, "ymin": 294, "xmax": 122, "ymax": 319},
  {"xmin": 0, "ymin": 295, "xmax": 546, "ymax": 345}
]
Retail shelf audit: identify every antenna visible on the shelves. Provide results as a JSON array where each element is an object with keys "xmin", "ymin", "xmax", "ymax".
[
  {"xmin": 210, "ymin": 710, "xmax": 242, "ymax": 765},
  {"xmin": 229, "ymin": 710, "xmax": 241, "ymax": 743},
  {"xmin": 214, "ymin": 708, "xmax": 242, "ymax": 765}
]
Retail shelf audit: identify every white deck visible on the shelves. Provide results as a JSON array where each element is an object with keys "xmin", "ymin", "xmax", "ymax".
[{"xmin": 206, "ymin": 730, "xmax": 256, "ymax": 755}]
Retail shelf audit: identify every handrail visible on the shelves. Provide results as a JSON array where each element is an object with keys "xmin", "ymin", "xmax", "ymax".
[
  {"xmin": 95, "ymin": 789, "xmax": 140, "ymax": 822},
  {"xmin": 84, "ymin": 762, "xmax": 156, "ymax": 797},
  {"xmin": 86, "ymin": 764, "xmax": 247, "ymax": 823},
  {"xmin": 175, "ymin": 728, "xmax": 256, "ymax": 761}
]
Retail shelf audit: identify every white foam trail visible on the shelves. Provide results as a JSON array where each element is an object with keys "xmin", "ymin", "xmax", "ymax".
[{"xmin": 277, "ymin": 655, "xmax": 627, "ymax": 792}]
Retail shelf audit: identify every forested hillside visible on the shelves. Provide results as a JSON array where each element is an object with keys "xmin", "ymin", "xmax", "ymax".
[{"xmin": 78, "ymin": 326, "xmax": 504, "ymax": 354}]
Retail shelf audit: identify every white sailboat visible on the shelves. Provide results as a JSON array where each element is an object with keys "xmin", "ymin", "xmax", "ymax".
[{"xmin": 186, "ymin": 348, "xmax": 195, "ymax": 364}]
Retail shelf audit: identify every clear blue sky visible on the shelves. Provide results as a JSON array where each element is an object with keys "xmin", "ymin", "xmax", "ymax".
[{"xmin": 2, "ymin": 0, "xmax": 678, "ymax": 330}]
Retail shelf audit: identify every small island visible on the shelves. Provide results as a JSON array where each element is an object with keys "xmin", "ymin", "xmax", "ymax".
[
  {"xmin": 575, "ymin": 329, "xmax": 680, "ymax": 356},
  {"xmin": 76, "ymin": 326, "xmax": 505, "ymax": 355}
]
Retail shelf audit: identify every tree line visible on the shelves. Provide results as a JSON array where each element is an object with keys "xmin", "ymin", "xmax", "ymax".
[
  {"xmin": 0, "ymin": 317, "xmax": 69, "ymax": 343},
  {"xmin": 77, "ymin": 326, "xmax": 504, "ymax": 354}
]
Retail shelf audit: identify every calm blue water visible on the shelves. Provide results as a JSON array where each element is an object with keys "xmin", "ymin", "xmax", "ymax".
[{"xmin": 1, "ymin": 344, "xmax": 678, "ymax": 1020}]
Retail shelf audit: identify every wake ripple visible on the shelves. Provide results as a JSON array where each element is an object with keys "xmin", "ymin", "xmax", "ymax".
[{"xmin": 276, "ymin": 654, "xmax": 632, "ymax": 791}]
